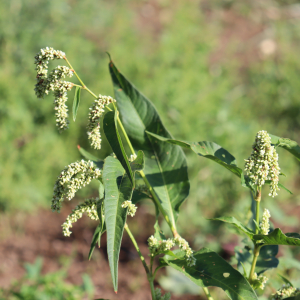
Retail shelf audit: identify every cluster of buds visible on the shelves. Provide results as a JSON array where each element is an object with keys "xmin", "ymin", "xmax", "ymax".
[
  {"xmin": 154, "ymin": 288, "xmax": 171, "ymax": 300},
  {"xmin": 244, "ymin": 130, "xmax": 280, "ymax": 197},
  {"xmin": 148, "ymin": 235, "xmax": 196, "ymax": 266},
  {"xmin": 271, "ymin": 284, "xmax": 300, "ymax": 299},
  {"xmin": 87, "ymin": 95, "xmax": 116, "ymax": 149},
  {"xmin": 252, "ymin": 272, "xmax": 268, "ymax": 290},
  {"xmin": 260, "ymin": 208, "xmax": 271, "ymax": 235},
  {"xmin": 62, "ymin": 198, "xmax": 99, "ymax": 237},
  {"xmin": 51, "ymin": 160, "xmax": 101, "ymax": 212},
  {"xmin": 121, "ymin": 200, "xmax": 137, "ymax": 217},
  {"xmin": 34, "ymin": 48, "xmax": 74, "ymax": 132}
]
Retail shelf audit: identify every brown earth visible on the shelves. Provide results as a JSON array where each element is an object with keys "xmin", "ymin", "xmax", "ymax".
[{"xmin": 0, "ymin": 202, "xmax": 202, "ymax": 300}]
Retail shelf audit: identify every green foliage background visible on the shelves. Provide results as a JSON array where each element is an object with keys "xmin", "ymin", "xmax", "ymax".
[{"xmin": 1, "ymin": 0, "xmax": 300, "ymax": 243}]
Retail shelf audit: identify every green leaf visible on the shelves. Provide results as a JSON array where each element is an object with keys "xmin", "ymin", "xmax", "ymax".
[
  {"xmin": 72, "ymin": 86, "xmax": 81, "ymax": 121},
  {"xmin": 109, "ymin": 61, "xmax": 190, "ymax": 229},
  {"xmin": 264, "ymin": 180, "xmax": 293, "ymax": 195},
  {"xmin": 210, "ymin": 216, "xmax": 255, "ymax": 239},
  {"xmin": 285, "ymin": 297, "xmax": 300, "ymax": 300},
  {"xmin": 88, "ymin": 222, "xmax": 106, "ymax": 260},
  {"xmin": 161, "ymin": 248, "xmax": 258, "ymax": 300},
  {"xmin": 235, "ymin": 244, "xmax": 279, "ymax": 275},
  {"xmin": 102, "ymin": 156, "xmax": 135, "ymax": 292},
  {"xmin": 253, "ymin": 229, "xmax": 300, "ymax": 246},
  {"xmin": 89, "ymin": 198, "xmax": 106, "ymax": 260},
  {"xmin": 98, "ymin": 180, "xmax": 105, "ymax": 199},
  {"xmin": 130, "ymin": 150, "xmax": 145, "ymax": 172},
  {"xmin": 270, "ymin": 134, "xmax": 300, "ymax": 162},
  {"xmin": 103, "ymin": 110, "xmax": 134, "ymax": 186},
  {"xmin": 278, "ymin": 274, "xmax": 293, "ymax": 287},
  {"xmin": 146, "ymin": 132, "xmax": 242, "ymax": 178},
  {"xmin": 77, "ymin": 145, "xmax": 104, "ymax": 169}
]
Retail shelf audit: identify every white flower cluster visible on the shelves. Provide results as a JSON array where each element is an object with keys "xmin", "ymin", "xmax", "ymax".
[
  {"xmin": 87, "ymin": 95, "xmax": 116, "ymax": 149},
  {"xmin": 148, "ymin": 235, "xmax": 196, "ymax": 266},
  {"xmin": 129, "ymin": 153, "xmax": 137, "ymax": 162},
  {"xmin": 121, "ymin": 200, "xmax": 137, "ymax": 217},
  {"xmin": 62, "ymin": 198, "xmax": 99, "ymax": 237},
  {"xmin": 34, "ymin": 48, "xmax": 74, "ymax": 132},
  {"xmin": 154, "ymin": 288, "xmax": 171, "ymax": 300},
  {"xmin": 51, "ymin": 160, "xmax": 101, "ymax": 212},
  {"xmin": 244, "ymin": 130, "xmax": 280, "ymax": 197},
  {"xmin": 53, "ymin": 81, "xmax": 74, "ymax": 131},
  {"xmin": 174, "ymin": 236, "xmax": 196, "ymax": 266},
  {"xmin": 260, "ymin": 208, "xmax": 271, "ymax": 235},
  {"xmin": 271, "ymin": 284, "xmax": 300, "ymax": 299},
  {"xmin": 252, "ymin": 272, "xmax": 268, "ymax": 290},
  {"xmin": 34, "ymin": 47, "xmax": 65, "ymax": 75}
]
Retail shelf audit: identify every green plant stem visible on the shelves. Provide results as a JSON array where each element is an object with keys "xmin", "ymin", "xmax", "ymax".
[
  {"xmin": 64, "ymin": 56, "xmax": 98, "ymax": 99},
  {"xmin": 254, "ymin": 187, "xmax": 261, "ymax": 234},
  {"xmin": 203, "ymin": 287, "xmax": 214, "ymax": 300},
  {"xmin": 124, "ymin": 223, "xmax": 156, "ymax": 300},
  {"xmin": 248, "ymin": 245, "xmax": 261, "ymax": 283},
  {"xmin": 248, "ymin": 187, "xmax": 262, "ymax": 282}
]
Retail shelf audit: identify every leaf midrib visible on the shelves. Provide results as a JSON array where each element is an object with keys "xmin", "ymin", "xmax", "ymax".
[{"xmin": 112, "ymin": 72, "xmax": 176, "ymax": 227}]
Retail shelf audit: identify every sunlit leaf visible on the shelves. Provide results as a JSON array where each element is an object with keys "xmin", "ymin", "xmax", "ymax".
[
  {"xmin": 270, "ymin": 134, "xmax": 300, "ymax": 162},
  {"xmin": 210, "ymin": 216, "xmax": 254, "ymax": 239},
  {"xmin": 103, "ymin": 110, "xmax": 134, "ymax": 185},
  {"xmin": 160, "ymin": 248, "xmax": 258, "ymax": 300},
  {"xmin": 109, "ymin": 60, "xmax": 190, "ymax": 230},
  {"xmin": 253, "ymin": 229, "xmax": 300, "ymax": 246},
  {"xmin": 146, "ymin": 131, "xmax": 242, "ymax": 177}
]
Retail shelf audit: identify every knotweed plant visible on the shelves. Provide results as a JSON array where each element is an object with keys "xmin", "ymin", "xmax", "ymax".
[{"xmin": 34, "ymin": 47, "xmax": 300, "ymax": 300}]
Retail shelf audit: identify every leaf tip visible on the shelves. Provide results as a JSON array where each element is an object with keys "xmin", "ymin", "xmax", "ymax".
[
  {"xmin": 114, "ymin": 291, "xmax": 118, "ymax": 294},
  {"xmin": 77, "ymin": 145, "xmax": 81, "ymax": 149},
  {"xmin": 106, "ymin": 51, "xmax": 112, "ymax": 63}
]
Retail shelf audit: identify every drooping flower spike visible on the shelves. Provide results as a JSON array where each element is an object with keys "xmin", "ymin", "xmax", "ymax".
[
  {"xmin": 34, "ymin": 48, "xmax": 74, "ymax": 132},
  {"xmin": 62, "ymin": 198, "xmax": 99, "ymax": 237},
  {"xmin": 51, "ymin": 160, "xmax": 101, "ymax": 212},
  {"xmin": 87, "ymin": 95, "xmax": 116, "ymax": 149}
]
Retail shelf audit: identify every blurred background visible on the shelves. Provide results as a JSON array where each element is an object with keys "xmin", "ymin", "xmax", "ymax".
[{"xmin": 1, "ymin": 0, "xmax": 300, "ymax": 299}]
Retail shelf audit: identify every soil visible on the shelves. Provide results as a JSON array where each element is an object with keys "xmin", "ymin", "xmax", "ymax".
[{"xmin": 0, "ymin": 202, "xmax": 202, "ymax": 300}]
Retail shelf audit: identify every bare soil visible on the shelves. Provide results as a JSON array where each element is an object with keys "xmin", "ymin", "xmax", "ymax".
[{"xmin": 0, "ymin": 203, "xmax": 202, "ymax": 300}]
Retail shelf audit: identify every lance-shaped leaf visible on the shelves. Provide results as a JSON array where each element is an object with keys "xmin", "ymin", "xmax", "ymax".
[
  {"xmin": 72, "ymin": 86, "xmax": 81, "ymax": 121},
  {"xmin": 146, "ymin": 132, "xmax": 242, "ymax": 178},
  {"xmin": 103, "ymin": 157, "xmax": 132, "ymax": 292},
  {"xmin": 210, "ymin": 216, "xmax": 255, "ymax": 239},
  {"xmin": 270, "ymin": 134, "xmax": 300, "ymax": 162},
  {"xmin": 160, "ymin": 248, "xmax": 258, "ymax": 300},
  {"xmin": 109, "ymin": 60, "xmax": 189, "ymax": 229},
  {"xmin": 77, "ymin": 145, "xmax": 104, "ymax": 169},
  {"xmin": 102, "ymin": 153, "xmax": 144, "ymax": 292},
  {"xmin": 103, "ymin": 110, "xmax": 134, "ymax": 185},
  {"xmin": 253, "ymin": 229, "xmax": 300, "ymax": 246}
]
